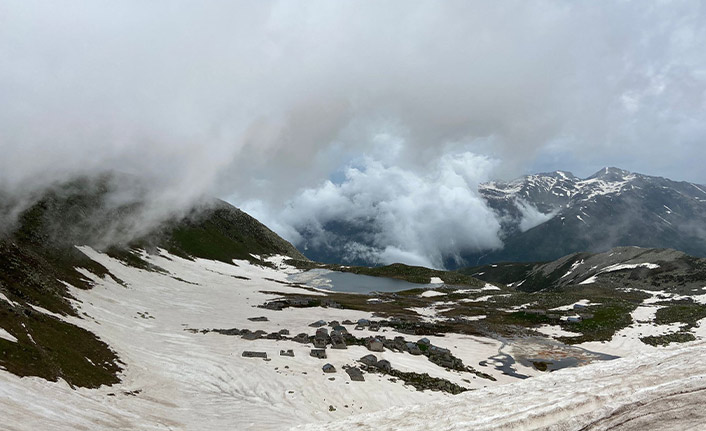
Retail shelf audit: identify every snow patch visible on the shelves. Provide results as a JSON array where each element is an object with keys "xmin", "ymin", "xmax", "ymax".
[
  {"xmin": 0, "ymin": 328, "xmax": 17, "ymax": 343},
  {"xmin": 602, "ymin": 262, "xmax": 659, "ymax": 272},
  {"xmin": 420, "ymin": 290, "xmax": 446, "ymax": 298},
  {"xmin": 550, "ymin": 299, "xmax": 600, "ymax": 311},
  {"xmin": 0, "ymin": 292, "xmax": 17, "ymax": 306},
  {"xmin": 579, "ymin": 275, "xmax": 598, "ymax": 285}
]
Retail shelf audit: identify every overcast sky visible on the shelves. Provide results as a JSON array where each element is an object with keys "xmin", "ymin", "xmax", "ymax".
[{"xmin": 2, "ymin": 1, "xmax": 705, "ymax": 266}]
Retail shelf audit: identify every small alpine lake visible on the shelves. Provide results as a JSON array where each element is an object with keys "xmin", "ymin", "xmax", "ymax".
[{"xmin": 288, "ymin": 268, "xmax": 442, "ymax": 294}]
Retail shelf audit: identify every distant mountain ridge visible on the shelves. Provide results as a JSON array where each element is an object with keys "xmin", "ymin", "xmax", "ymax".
[
  {"xmin": 462, "ymin": 245, "xmax": 706, "ymax": 293},
  {"xmin": 470, "ymin": 167, "xmax": 706, "ymax": 265},
  {"xmin": 293, "ymin": 167, "xmax": 706, "ymax": 268}
]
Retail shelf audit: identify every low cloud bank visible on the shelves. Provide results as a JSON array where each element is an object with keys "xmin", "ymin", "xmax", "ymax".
[{"xmin": 246, "ymin": 150, "xmax": 503, "ymax": 269}]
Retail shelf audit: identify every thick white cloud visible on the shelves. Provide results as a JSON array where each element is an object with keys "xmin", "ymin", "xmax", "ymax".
[
  {"xmin": 1, "ymin": 1, "xmax": 704, "ymax": 262},
  {"xmin": 246, "ymin": 149, "xmax": 502, "ymax": 268},
  {"xmin": 517, "ymin": 200, "xmax": 557, "ymax": 233}
]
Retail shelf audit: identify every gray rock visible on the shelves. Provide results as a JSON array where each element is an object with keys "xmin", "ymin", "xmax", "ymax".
[
  {"xmin": 406, "ymin": 342, "xmax": 423, "ymax": 355},
  {"xmin": 248, "ymin": 316, "xmax": 269, "ymax": 322},
  {"xmin": 241, "ymin": 331, "xmax": 260, "ymax": 340},
  {"xmin": 310, "ymin": 349, "xmax": 327, "ymax": 359},
  {"xmin": 330, "ymin": 333, "xmax": 348, "ymax": 349},
  {"xmin": 242, "ymin": 351, "xmax": 267, "ymax": 358},
  {"xmin": 375, "ymin": 359, "xmax": 392, "ymax": 372},
  {"xmin": 309, "ymin": 320, "xmax": 327, "ymax": 328},
  {"xmin": 280, "ymin": 349, "xmax": 295, "ymax": 357},
  {"xmin": 322, "ymin": 363, "xmax": 336, "ymax": 373},
  {"xmin": 359, "ymin": 354, "xmax": 378, "ymax": 366},
  {"xmin": 292, "ymin": 333, "xmax": 310, "ymax": 344},
  {"xmin": 345, "ymin": 367, "xmax": 365, "ymax": 382},
  {"xmin": 367, "ymin": 338, "xmax": 384, "ymax": 352}
]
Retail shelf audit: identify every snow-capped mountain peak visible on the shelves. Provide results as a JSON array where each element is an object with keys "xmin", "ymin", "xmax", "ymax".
[{"xmin": 473, "ymin": 168, "xmax": 706, "ymax": 264}]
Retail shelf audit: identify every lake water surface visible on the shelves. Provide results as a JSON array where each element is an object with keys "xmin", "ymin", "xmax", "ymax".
[{"xmin": 288, "ymin": 268, "xmax": 439, "ymax": 294}]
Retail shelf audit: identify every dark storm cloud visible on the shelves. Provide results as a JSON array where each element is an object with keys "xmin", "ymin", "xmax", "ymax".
[{"xmin": 1, "ymin": 1, "xmax": 704, "ymax": 264}]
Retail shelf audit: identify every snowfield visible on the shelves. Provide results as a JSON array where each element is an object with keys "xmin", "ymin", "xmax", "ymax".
[
  {"xmin": 2, "ymin": 247, "xmax": 705, "ymax": 431},
  {"xmin": 0, "ymin": 248, "xmax": 522, "ymax": 430},
  {"xmin": 297, "ymin": 341, "xmax": 706, "ymax": 431}
]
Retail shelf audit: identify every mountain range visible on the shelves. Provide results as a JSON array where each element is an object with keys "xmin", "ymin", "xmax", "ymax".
[
  {"xmin": 295, "ymin": 167, "xmax": 706, "ymax": 268},
  {"xmin": 2, "ymin": 173, "xmax": 706, "ymax": 430}
]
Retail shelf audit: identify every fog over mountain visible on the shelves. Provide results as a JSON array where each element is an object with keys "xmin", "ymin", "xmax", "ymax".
[{"xmin": 2, "ymin": 1, "xmax": 705, "ymax": 265}]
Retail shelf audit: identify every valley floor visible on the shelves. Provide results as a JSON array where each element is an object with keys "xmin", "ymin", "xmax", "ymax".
[{"xmin": 1, "ymin": 248, "xmax": 705, "ymax": 430}]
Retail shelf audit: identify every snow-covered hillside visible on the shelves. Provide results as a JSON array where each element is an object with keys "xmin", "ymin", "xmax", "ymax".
[
  {"xmin": 2, "ymin": 246, "xmax": 706, "ymax": 430},
  {"xmin": 297, "ymin": 340, "xmax": 706, "ymax": 431},
  {"xmin": 0, "ymin": 247, "xmax": 524, "ymax": 430}
]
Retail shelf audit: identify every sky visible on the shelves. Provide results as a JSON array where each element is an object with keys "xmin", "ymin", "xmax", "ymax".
[{"xmin": 1, "ymin": 1, "xmax": 705, "ymax": 266}]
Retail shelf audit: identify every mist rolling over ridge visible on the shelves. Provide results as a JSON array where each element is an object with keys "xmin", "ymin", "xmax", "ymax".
[
  {"xmin": 2, "ymin": 1, "xmax": 706, "ymax": 257},
  {"xmin": 3, "ymin": 2, "xmax": 706, "ymax": 431}
]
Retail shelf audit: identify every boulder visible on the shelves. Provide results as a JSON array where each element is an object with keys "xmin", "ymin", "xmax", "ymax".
[
  {"xmin": 309, "ymin": 320, "xmax": 327, "ymax": 328},
  {"xmin": 345, "ymin": 367, "xmax": 365, "ymax": 382},
  {"xmin": 367, "ymin": 338, "xmax": 384, "ymax": 352},
  {"xmin": 241, "ymin": 331, "xmax": 260, "ymax": 340},
  {"xmin": 310, "ymin": 349, "xmax": 327, "ymax": 359},
  {"xmin": 280, "ymin": 349, "xmax": 295, "ymax": 357},
  {"xmin": 406, "ymin": 342, "xmax": 423, "ymax": 355},
  {"xmin": 375, "ymin": 359, "xmax": 392, "ymax": 372},
  {"xmin": 330, "ymin": 333, "xmax": 348, "ymax": 349},
  {"xmin": 247, "ymin": 316, "xmax": 269, "ymax": 322},
  {"xmin": 322, "ymin": 363, "xmax": 336, "ymax": 373},
  {"xmin": 292, "ymin": 333, "xmax": 310, "ymax": 344},
  {"xmin": 359, "ymin": 354, "xmax": 378, "ymax": 366},
  {"xmin": 242, "ymin": 351, "xmax": 267, "ymax": 359}
]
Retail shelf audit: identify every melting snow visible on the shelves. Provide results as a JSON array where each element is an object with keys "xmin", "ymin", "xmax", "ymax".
[
  {"xmin": 560, "ymin": 259, "xmax": 584, "ymax": 279},
  {"xmin": 602, "ymin": 262, "xmax": 659, "ymax": 272},
  {"xmin": 0, "ymin": 328, "xmax": 17, "ymax": 343},
  {"xmin": 420, "ymin": 290, "xmax": 446, "ymax": 298},
  {"xmin": 550, "ymin": 299, "xmax": 600, "ymax": 311},
  {"xmin": 0, "ymin": 292, "xmax": 17, "ymax": 306},
  {"xmin": 297, "ymin": 342, "xmax": 706, "ymax": 431}
]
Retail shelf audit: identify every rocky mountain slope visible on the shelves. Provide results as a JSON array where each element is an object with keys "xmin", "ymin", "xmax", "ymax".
[
  {"xmin": 0, "ymin": 174, "xmax": 306, "ymax": 387},
  {"xmin": 463, "ymin": 246, "xmax": 706, "ymax": 293},
  {"xmin": 471, "ymin": 167, "xmax": 706, "ymax": 265}
]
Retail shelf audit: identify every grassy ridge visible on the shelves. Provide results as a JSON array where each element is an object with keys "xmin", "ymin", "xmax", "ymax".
[{"xmin": 0, "ymin": 175, "xmax": 306, "ymax": 388}]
